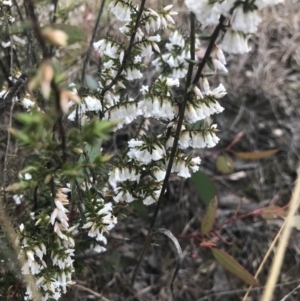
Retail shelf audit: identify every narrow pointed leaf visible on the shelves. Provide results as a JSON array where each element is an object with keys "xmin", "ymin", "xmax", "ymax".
[
  {"xmin": 232, "ymin": 149, "xmax": 278, "ymax": 160},
  {"xmin": 211, "ymin": 248, "xmax": 259, "ymax": 287},
  {"xmin": 201, "ymin": 197, "xmax": 218, "ymax": 235}
]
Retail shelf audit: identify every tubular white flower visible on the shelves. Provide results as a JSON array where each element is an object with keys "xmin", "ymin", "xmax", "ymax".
[
  {"xmin": 185, "ymin": 0, "xmax": 222, "ymax": 27},
  {"xmin": 178, "ymin": 131, "xmax": 191, "ymax": 149},
  {"xmin": 138, "ymin": 96, "xmax": 175, "ymax": 120},
  {"xmin": 220, "ymin": 30, "xmax": 251, "ymax": 54},
  {"xmin": 193, "ymin": 86, "xmax": 204, "ymax": 99},
  {"xmin": 124, "ymin": 67, "xmax": 143, "ymax": 81},
  {"xmin": 201, "ymin": 77, "xmax": 210, "ymax": 94},
  {"xmin": 21, "ymin": 97, "xmax": 35, "ymax": 109},
  {"xmin": 109, "ymin": 167, "xmax": 141, "ymax": 190},
  {"xmin": 214, "ymin": 45, "xmax": 226, "ymax": 65},
  {"xmin": 114, "ymin": 190, "xmax": 135, "ymax": 203},
  {"xmin": 143, "ymin": 187, "xmax": 161, "ymax": 205},
  {"xmin": 108, "ymin": 0, "xmax": 132, "ymax": 22},
  {"xmin": 212, "ymin": 59, "xmax": 228, "ymax": 73},
  {"xmin": 208, "ymin": 83, "xmax": 227, "ymax": 98},
  {"xmin": 151, "ymin": 167, "xmax": 166, "ymax": 182},
  {"xmin": 163, "ymin": 4, "xmax": 173, "ymax": 11},
  {"xmin": 231, "ymin": 7, "xmax": 261, "ymax": 34},
  {"xmin": 127, "ymin": 139, "xmax": 166, "ymax": 164}
]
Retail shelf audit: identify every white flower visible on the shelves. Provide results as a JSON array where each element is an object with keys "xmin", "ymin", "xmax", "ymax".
[
  {"xmin": 140, "ymin": 85, "xmax": 149, "ymax": 94},
  {"xmin": 106, "ymin": 102, "xmax": 143, "ymax": 130},
  {"xmin": 179, "ymin": 131, "xmax": 191, "ymax": 149},
  {"xmin": 190, "ymin": 157, "xmax": 201, "ymax": 172},
  {"xmin": 124, "ymin": 67, "xmax": 143, "ymax": 81},
  {"xmin": 133, "ymin": 55, "xmax": 142, "ymax": 64},
  {"xmin": 92, "ymin": 244, "xmax": 107, "ymax": 253},
  {"xmin": 201, "ymin": 77, "xmax": 210, "ymax": 94},
  {"xmin": 109, "ymin": 167, "xmax": 141, "ymax": 190},
  {"xmin": 231, "ymin": 7, "xmax": 261, "ymax": 34},
  {"xmin": 3, "ymin": 0, "xmax": 12, "ymax": 5},
  {"xmin": 166, "ymin": 78, "xmax": 180, "ymax": 87},
  {"xmin": 214, "ymin": 46, "xmax": 226, "ymax": 65},
  {"xmin": 1, "ymin": 41, "xmax": 11, "ymax": 48},
  {"xmin": 13, "ymin": 194, "xmax": 23, "ymax": 205},
  {"xmin": 168, "ymin": 31, "xmax": 185, "ymax": 48},
  {"xmin": 208, "ymin": 83, "xmax": 227, "ymax": 98},
  {"xmin": 138, "ymin": 97, "xmax": 175, "ymax": 120},
  {"xmin": 143, "ymin": 187, "xmax": 161, "ymax": 205},
  {"xmin": 193, "ymin": 86, "xmax": 203, "ymax": 99},
  {"xmin": 170, "ymin": 68, "xmax": 188, "ymax": 79},
  {"xmin": 220, "ymin": 30, "xmax": 251, "ymax": 54},
  {"xmin": 114, "ymin": 190, "xmax": 135, "ymax": 203},
  {"xmin": 93, "ymin": 40, "xmax": 120, "ymax": 59},
  {"xmin": 172, "ymin": 160, "xmax": 191, "ymax": 178},
  {"xmin": 84, "ymin": 96, "xmax": 102, "ymax": 111},
  {"xmin": 212, "ymin": 59, "xmax": 228, "ymax": 73},
  {"xmin": 143, "ymin": 9, "xmax": 161, "ymax": 33},
  {"xmin": 147, "ymin": 35, "xmax": 161, "ymax": 42},
  {"xmin": 108, "ymin": 0, "xmax": 132, "ymax": 22},
  {"xmin": 151, "ymin": 167, "xmax": 166, "ymax": 182},
  {"xmin": 184, "ymin": 104, "xmax": 200, "ymax": 124},
  {"xmin": 103, "ymin": 60, "xmax": 114, "ymax": 69},
  {"xmin": 127, "ymin": 139, "xmax": 166, "ymax": 164},
  {"xmin": 185, "ymin": 0, "xmax": 222, "ymax": 27}
]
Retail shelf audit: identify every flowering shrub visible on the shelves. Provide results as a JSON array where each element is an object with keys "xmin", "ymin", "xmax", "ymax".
[{"xmin": 0, "ymin": 0, "xmax": 284, "ymax": 299}]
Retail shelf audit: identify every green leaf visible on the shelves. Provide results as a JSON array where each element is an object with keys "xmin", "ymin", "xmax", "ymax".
[
  {"xmin": 199, "ymin": 35, "xmax": 212, "ymax": 41},
  {"xmin": 191, "ymin": 171, "xmax": 217, "ymax": 205},
  {"xmin": 201, "ymin": 197, "xmax": 218, "ymax": 236},
  {"xmin": 211, "ymin": 248, "xmax": 259, "ymax": 287},
  {"xmin": 185, "ymin": 58, "xmax": 197, "ymax": 65},
  {"xmin": 16, "ymin": 112, "xmax": 44, "ymax": 124},
  {"xmin": 85, "ymin": 138, "xmax": 102, "ymax": 163},
  {"xmin": 216, "ymin": 155, "xmax": 234, "ymax": 174},
  {"xmin": 205, "ymin": 57, "xmax": 215, "ymax": 71}
]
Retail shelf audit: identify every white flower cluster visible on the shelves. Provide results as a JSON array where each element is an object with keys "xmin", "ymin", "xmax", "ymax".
[
  {"xmin": 171, "ymin": 156, "xmax": 201, "ymax": 179},
  {"xmin": 82, "ymin": 199, "xmax": 117, "ymax": 248},
  {"xmin": 178, "ymin": 127, "xmax": 220, "ymax": 149},
  {"xmin": 127, "ymin": 139, "xmax": 166, "ymax": 164},
  {"xmin": 185, "ymin": 0, "xmax": 283, "ymax": 54},
  {"xmin": 152, "ymin": 30, "xmax": 191, "ymax": 78},
  {"xmin": 19, "ymin": 187, "xmax": 75, "ymax": 301},
  {"xmin": 8, "ymin": 0, "xmax": 287, "ymax": 298}
]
